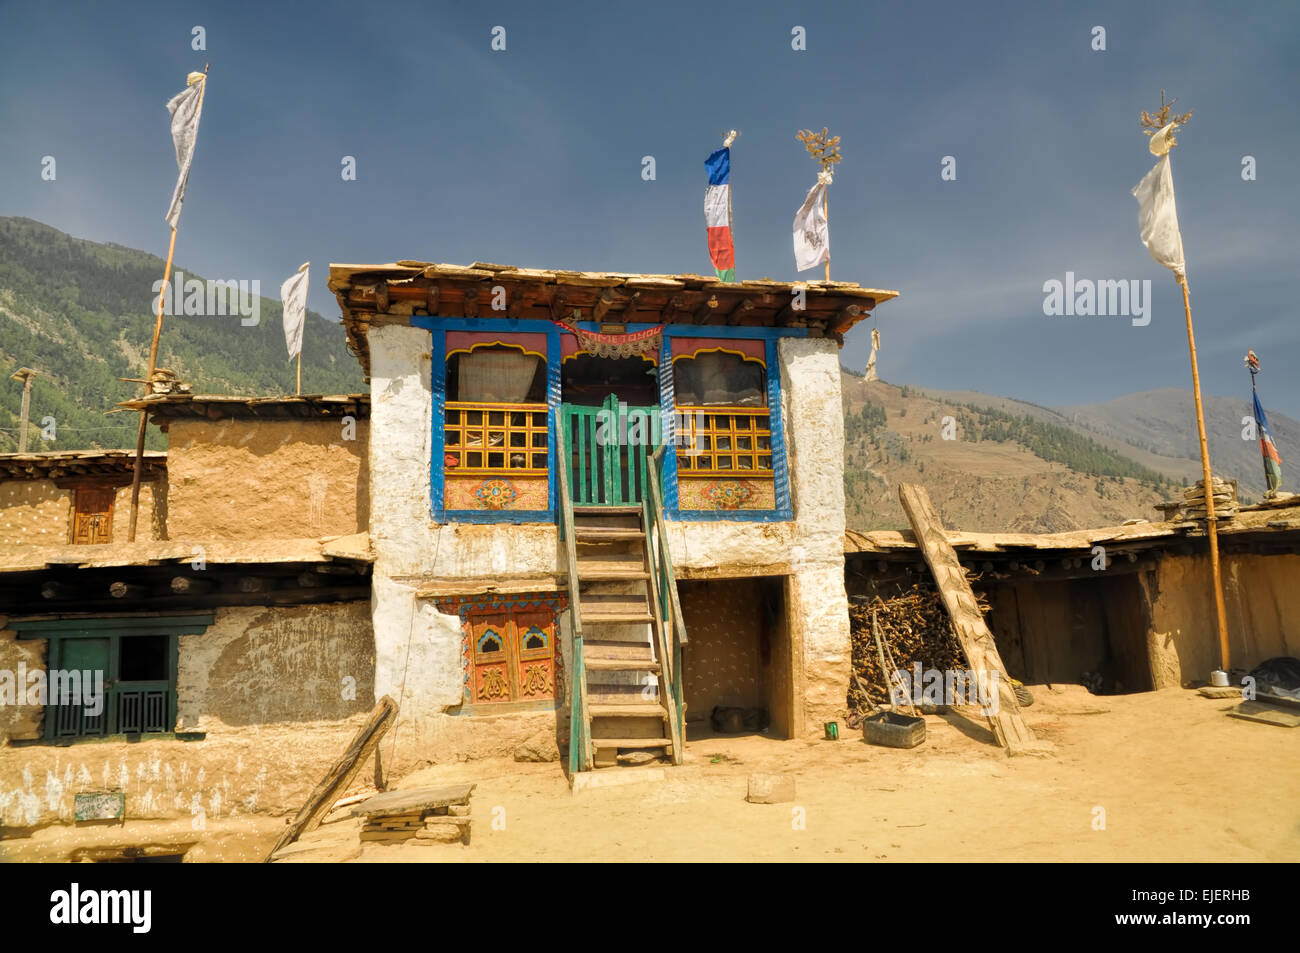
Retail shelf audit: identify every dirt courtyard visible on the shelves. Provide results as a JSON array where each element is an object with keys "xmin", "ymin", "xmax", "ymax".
[{"xmin": 5, "ymin": 684, "xmax": 1297, "ymax": 863}]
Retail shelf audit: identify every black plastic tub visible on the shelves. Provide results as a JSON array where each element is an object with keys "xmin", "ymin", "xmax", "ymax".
[{"xmin": 862, "ymin": 710, "xmax": 926, "ymax": 749}]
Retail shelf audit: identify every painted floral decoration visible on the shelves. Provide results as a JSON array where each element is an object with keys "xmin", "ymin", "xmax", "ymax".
[
  {"xmin": 705, "ymin": 479, "xmax": 755, "ymax": 509},
  {"xmin": 475, "ymin": 478, "xmax": 518, "ymax": 509}
]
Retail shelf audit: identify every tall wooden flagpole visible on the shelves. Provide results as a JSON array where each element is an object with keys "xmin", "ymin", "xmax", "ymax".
[
  {"xmin": 1179, "ymin": 273, "xmax": 1232, "ymax": 672},
  {"xmin": 723, "ymin": 129, "xmax": 738, "ymax": 280},
  {"xmin": 1137, "ymin": 92, "xmax": 1231, "ymax": 673},
  {"xmin": 128, "ymin": 65, "xmax": 208, "ymax": 542}
]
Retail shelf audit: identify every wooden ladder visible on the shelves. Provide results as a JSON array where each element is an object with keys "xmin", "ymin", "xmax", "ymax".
[
  {"xmin": 572, "ymin": 509, "xmax": 680, "ymax": 766},
  {"xmin": 559, "ymin": 432, "xmax": 686, "ymax": 773}
]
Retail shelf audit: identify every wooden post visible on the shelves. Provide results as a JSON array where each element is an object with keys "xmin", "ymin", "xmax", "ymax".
[
  {"xmin": 128, "ymin": 66, "xmax": 208, "ymax": 542},
  {"xmin": 126, "ymin": 223, "xmax": 178, "ymax": 542},
  {"xmin": 296, "ymin": 265, "xmax": 308, "ymax": 395},
  {"xmin": 9, "ymin": 368, "xmax": 37, "ymax": 453},
  {"xmin": 725, "ymin": 130, "xmax": 737, "ymax": 281},
  {"xmin": 1179, "ymin": 275, "xmax": 1231, "ymax": 672},
  {"xmin": 822, "ymin": 187, "xmax": 830, "ymax": 282},
  {"xmin": 263, "ymin": 695, "xmax": 398, "ymax": 861}
]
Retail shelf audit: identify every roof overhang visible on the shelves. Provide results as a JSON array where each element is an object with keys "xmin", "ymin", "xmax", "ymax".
[
  {"xmin": 0, "ymin": 450, "xmax": 165, "ymax": 482},
  {"xmin": 115, "ymin": 393, "xmax": 369, "ymax": 426},
  {"xmin": 328, "ymin": 261, "xmax": 899, "ymax": 378}
]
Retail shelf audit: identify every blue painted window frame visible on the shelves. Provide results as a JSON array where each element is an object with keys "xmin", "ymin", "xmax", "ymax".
[{"xmin": 412, "ymin": 316, "xmax": 803, "ymax": 524}]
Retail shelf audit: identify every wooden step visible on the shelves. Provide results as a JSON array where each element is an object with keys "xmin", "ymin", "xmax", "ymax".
[
  {"xmin": 590, "ymin": 738, "xmax": 672, "ymax": 749},
  {"xmin": 583, "ymin": 639, "xmax": 654, "ymax": 660},
  {"xmin": 585, "ymin": 657, "xmax": 661, "ymax": 673},
  {"xmin": 588, "ymin": 685, "xmax": 658, "ymax": 704},
  {"xmin": 573, "ymin": 507, "xmax": 641, "ymax": 517},
  {"xmin": 575, "ymin": 526, "xmax": 645, "ymax": 542},
  {"xmin": 581, "ymin": 593, "xmax": 653, "ymax": 625},
  {"xmin": 589, "ymin": 703, "xmax": 668, "ymax": 718},
  {"xmin": 581, "ymin": 592, "xmax": 649, "ymax": 611},
  {"xmin": 585, "ymin": 613, "xmax": 654, "ymax": 626},
  {"xmin": 577, "ymin": 563, "xmax": 649, "ymax": 581}
]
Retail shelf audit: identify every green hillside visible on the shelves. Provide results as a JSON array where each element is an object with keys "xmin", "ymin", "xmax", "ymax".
[{"xmin": 0, "ymin": 217, "xmax": 363, "ymax": 452}]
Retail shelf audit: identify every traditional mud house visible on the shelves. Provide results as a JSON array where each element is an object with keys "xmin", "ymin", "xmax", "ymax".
[
  {"xmin": 0, "ymin": 450, "xmax": 167, "ymax": 545},
  {"xmin": 845, "ymin": 495, "xmax": 1300, "ymax": 694},
  {"xmin": 0, "ymin": 397, "xmax": 374, "ymax": 833},
  {"xmin": 327, "ymin": 262, "xmax": 898, "ymax": 767}
]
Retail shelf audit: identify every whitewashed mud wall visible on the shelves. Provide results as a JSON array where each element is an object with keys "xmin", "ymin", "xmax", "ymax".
[
  {"xmin": 366, "ymin": 324, "xmax": 854, "ymax": 755},
  {"xmin": 0, "ymin": 602, "xmax": 373, "ymax": 829},
  {"xmin": 777, "ymin": 337, "xmax": 852, "ymax": 732}
]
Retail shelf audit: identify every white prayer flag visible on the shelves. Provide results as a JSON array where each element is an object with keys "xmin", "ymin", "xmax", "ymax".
[
  {"xmin": 165, "ymin": 75, "xmax": 206, "ymax": 229},
  {"xmin": 1132, "ymin": 123, "xmax": 1185, "ymax": 277},
  {"xmin": 793, "ymin": 179, "xmax": 830, "ymax": 272},
  {"xmin": 281, "ymin": 264, "xmax": 309, "ymax": 360},
  {"xmin": 864, "ymin": 327, "xmax": 881, "ymax": 382}
]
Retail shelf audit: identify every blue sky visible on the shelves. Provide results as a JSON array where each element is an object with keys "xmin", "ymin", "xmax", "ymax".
[{"xmin": 1, "ymin": 0, "xmax": 1297, "ymax": 414}]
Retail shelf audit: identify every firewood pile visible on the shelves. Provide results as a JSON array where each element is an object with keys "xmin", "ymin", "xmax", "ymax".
[{"xmin": 847, "ymin": 582, "xmax": 987, "ymax": 715}]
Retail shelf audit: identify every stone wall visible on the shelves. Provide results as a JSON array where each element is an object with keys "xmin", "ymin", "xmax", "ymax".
[{"xmin": 165, "ymin": 417, "xmax": 368, "ymax": 540}]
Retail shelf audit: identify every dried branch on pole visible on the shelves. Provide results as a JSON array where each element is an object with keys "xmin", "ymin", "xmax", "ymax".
[
  {"xmin": 796, "ymin": 126, "xmax": 842, "ymax": 170},
  {"xmin": 1140, "ymin": 89, "xmax": 1193, "ymax": 144}
]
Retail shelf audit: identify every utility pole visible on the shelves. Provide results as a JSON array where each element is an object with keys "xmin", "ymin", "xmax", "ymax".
[{"xmin": 9, "ymin": 367, "xmax": 38, "ymax": 453}]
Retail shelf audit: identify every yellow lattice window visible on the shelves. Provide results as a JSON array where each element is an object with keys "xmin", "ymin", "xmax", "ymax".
[
  {"xmin": 675, "ymin": 407, "xmax": 773, "ymax": 476},
  {"xmin": 444, "ymin": 403, "xmax": 549, "ymax": 475}
]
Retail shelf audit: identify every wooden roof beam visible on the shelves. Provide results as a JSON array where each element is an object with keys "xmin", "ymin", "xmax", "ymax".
[
  {"xmin": 693, "ymin": 294, "xmax": 721, "ymax": 324},
  {"xmin": 592, "ymin": 289, "xmax": 618, "ymax": 323},
  {"xmin": 725, "ymin": 297, "xmax": 756, "ymax": 325},
  {"xmin": 662, "ymin": 294, "xmax": 685, "ymax": 324}
]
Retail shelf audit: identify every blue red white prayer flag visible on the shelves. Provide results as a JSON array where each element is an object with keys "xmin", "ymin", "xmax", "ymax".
[{"xmin": 704, "ymin": 147, "xmax": 735, "ymax": 282}]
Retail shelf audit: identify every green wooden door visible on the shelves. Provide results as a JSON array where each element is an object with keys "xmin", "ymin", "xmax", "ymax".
[
  {"xmin": 50, "ymin": 637, "xmax": 110, "ymax": 738},
  {"xmin": 562, "ymin": 394, "xmax": 661, "ymax": 507}
]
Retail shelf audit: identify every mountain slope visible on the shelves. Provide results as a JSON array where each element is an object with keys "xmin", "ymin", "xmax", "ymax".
[
  {"xmin": 842, "ymin": 375, "xmax": 1181, "ymax": 532},
  {"xmin": 1058, "ymin": 388, "xmax": 1299, "ymax": 501},
  {"xmin": 0, "ymin": 217, "xmax": 362, "ymax": 452}
]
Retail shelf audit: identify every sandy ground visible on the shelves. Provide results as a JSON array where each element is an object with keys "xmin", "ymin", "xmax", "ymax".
[{"xmin": 5, "ymin": 685, "xmax": 1298, "ymax": 863}]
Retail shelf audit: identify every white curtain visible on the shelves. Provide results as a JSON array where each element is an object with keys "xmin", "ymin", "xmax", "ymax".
[
  {"xmin": 675, "ymin": 352, "xmax": 765, "ymax": 406},
  {"xmin": 457, "ymin": 349, "xmax": 540, "ymax": 403}
]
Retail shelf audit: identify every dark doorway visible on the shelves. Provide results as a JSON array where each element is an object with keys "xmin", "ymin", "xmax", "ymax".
[{"xmin": 678, "ymin": 576, "xmax": 793, "ymax": 738}]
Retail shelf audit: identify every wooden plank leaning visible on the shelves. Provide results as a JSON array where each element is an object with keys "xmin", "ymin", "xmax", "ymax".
[
  {"xmin": 898, "ymin": 483, "xmax": 1038, "ymax": 753},
  {"xmin": 263, "ymin": 694, "xmax": 399, "ymax": 861}
]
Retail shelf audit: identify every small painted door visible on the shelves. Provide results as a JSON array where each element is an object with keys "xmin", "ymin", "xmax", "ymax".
[
  {"xmin": 72, "ymin": 487, "xmax": 115, "ymax": 544},
  {"xmin": 562, "ymin": 394, "xmax": 661, "ymax": 507}
]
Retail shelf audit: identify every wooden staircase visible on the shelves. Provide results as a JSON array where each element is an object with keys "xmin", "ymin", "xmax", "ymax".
[{"xmin": 558, "ymin": 434, "xmax": 687, "ymax": 775}]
